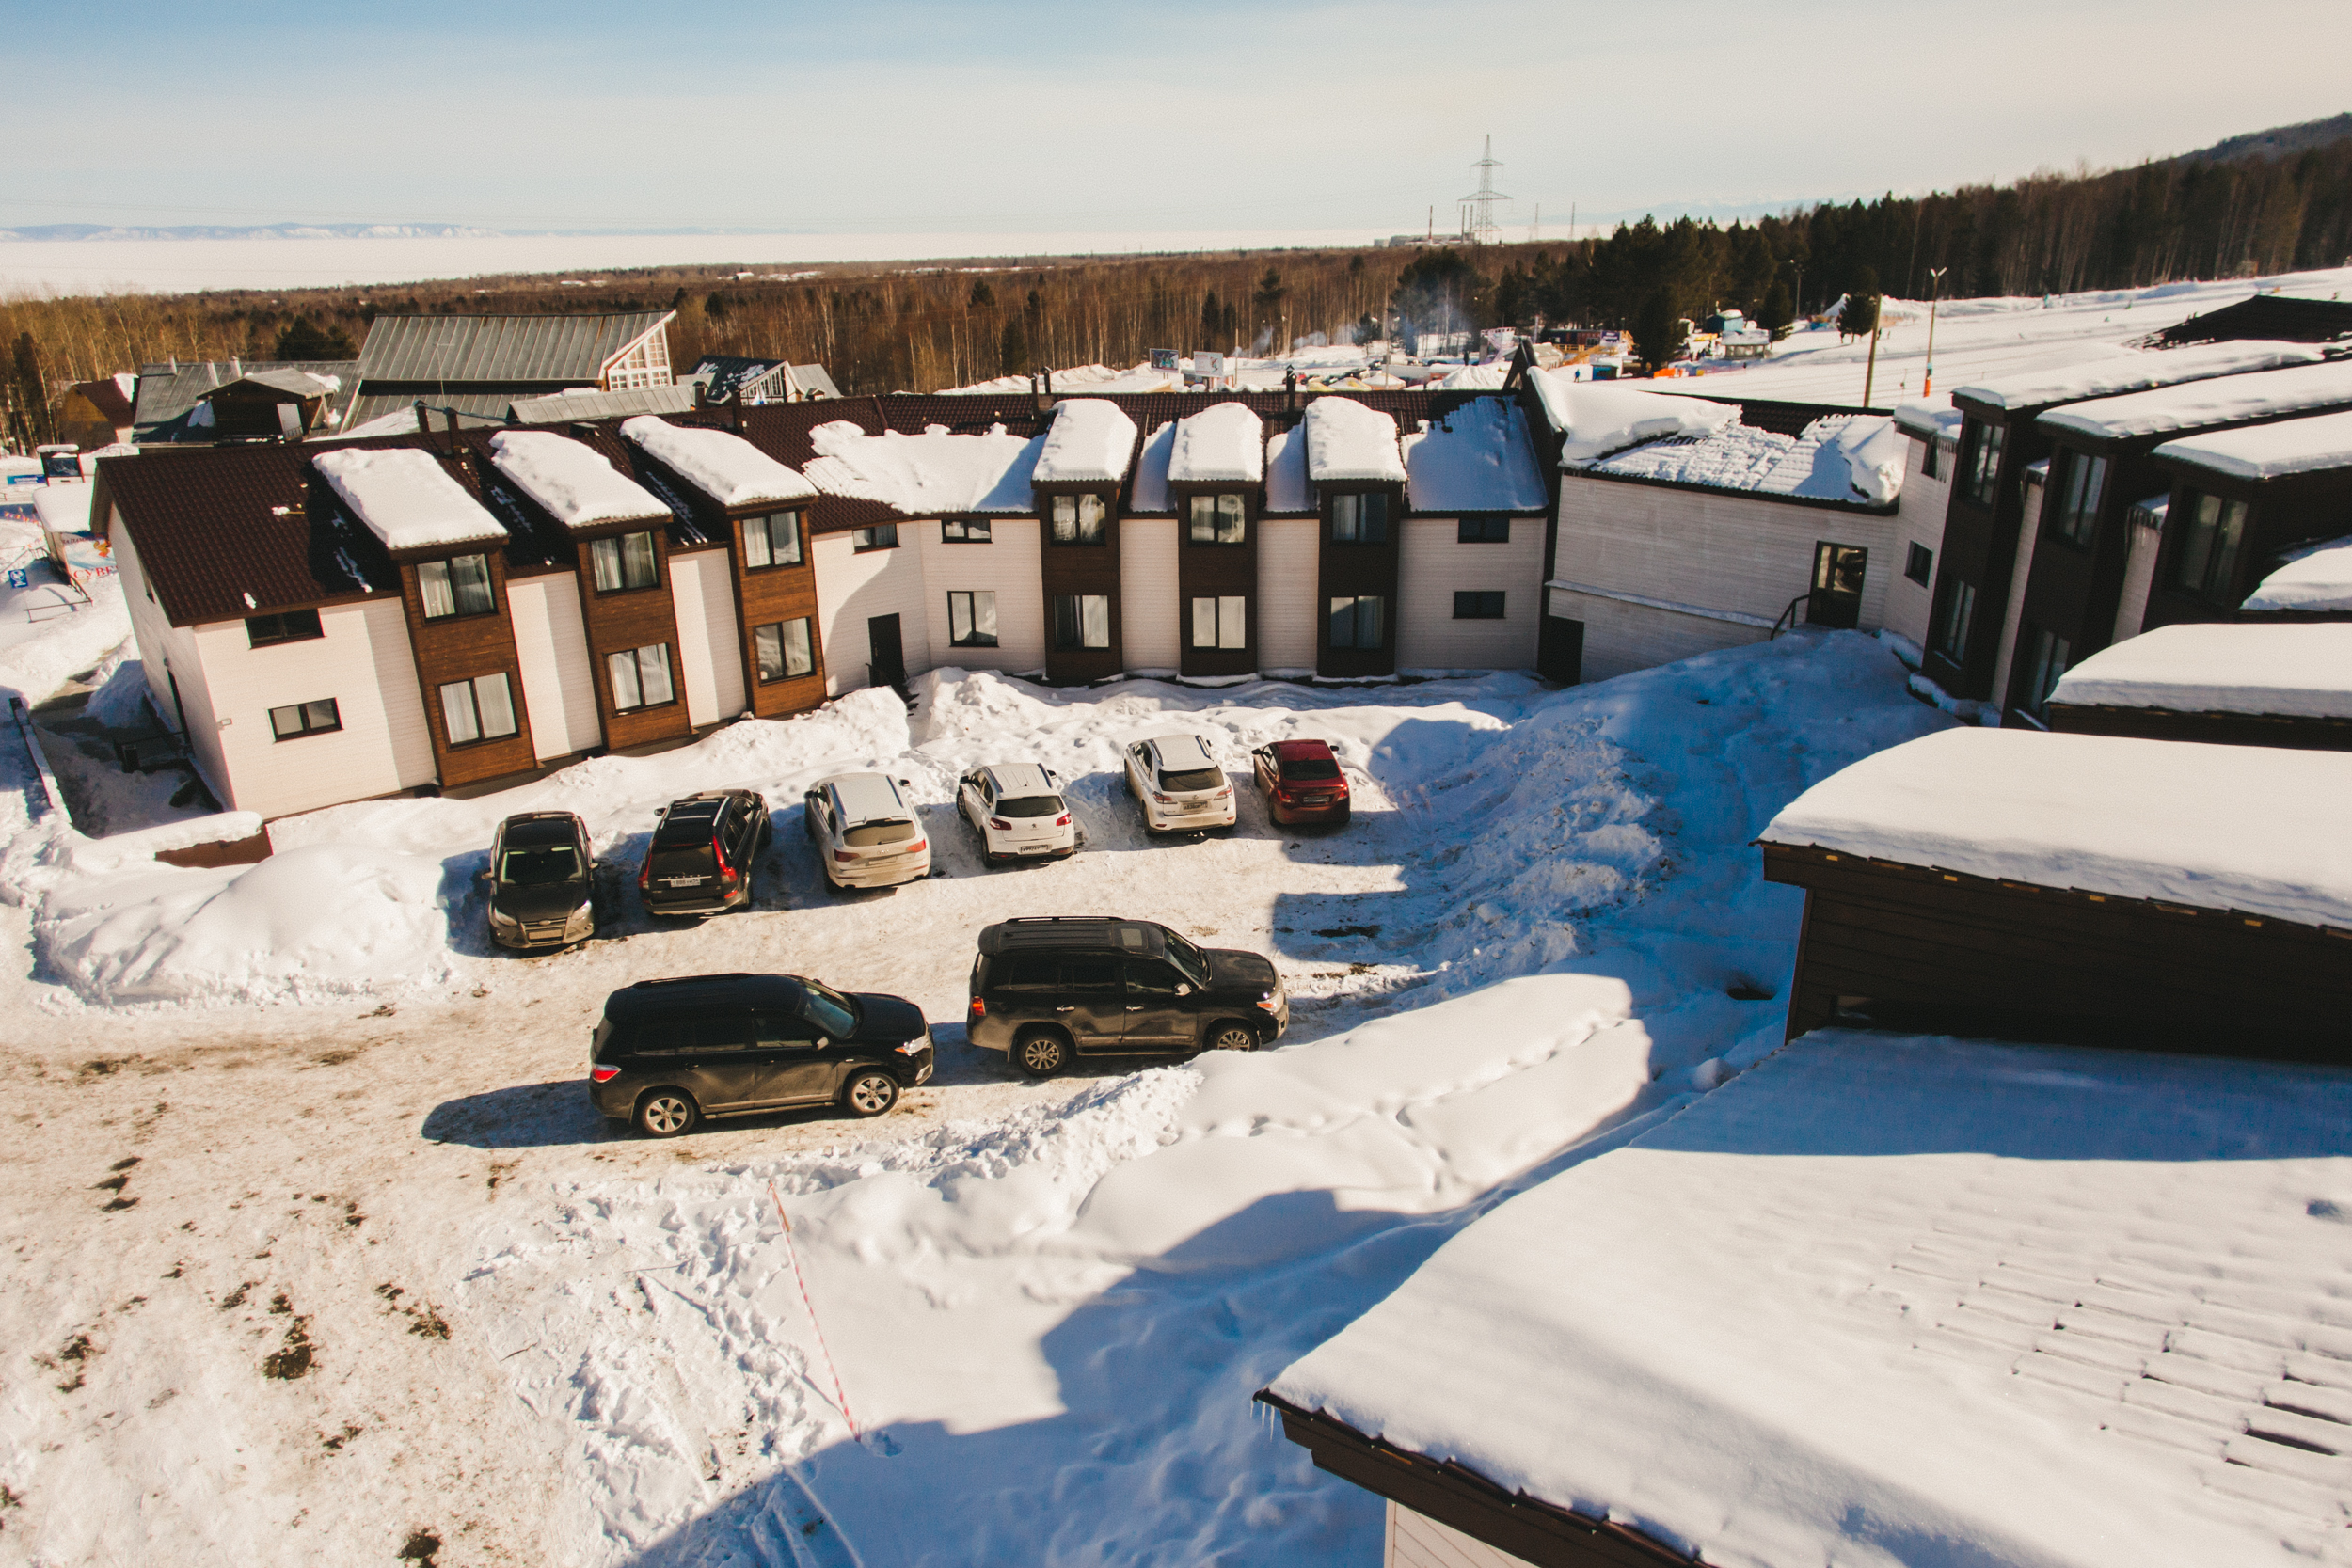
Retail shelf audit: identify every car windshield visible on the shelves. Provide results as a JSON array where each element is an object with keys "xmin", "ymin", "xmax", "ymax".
[
  {"xmin": 1161, "ymin": 929, "xmax": 1210, "ymax": 988},
  {"xmin": 500, "ymin": 845, "xmax": 580, "ymax": 884},
  {"xmin": 844, "ymin": 818, "xmax": 919, "ymax": 847},
  {"xmin": 1160, "ymin": 767, "xmax": 1222, "ymax": 793},
  {"xmin": 1279, "ymin": 758, "xmax": 1342, "ymax": 781},
  {"xmin": 801, "ymin": 981, "xmax": 860, "ymax": 1037},
  {"xmin": 996, "ymin": 794, "xmax": 1062, "ymax": 817}
]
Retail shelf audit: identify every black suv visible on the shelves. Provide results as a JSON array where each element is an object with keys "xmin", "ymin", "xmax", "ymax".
[
  {"xmin": 483, "ymin": 811, "xmax": 596, "ymax": 950},
  {"xmin": 638, "ymin": 789, "xmax": 770, "ymax": 916},
  {"xmin": 589, "ymin": 973, "xmax": 933, "ymax": 1137},
  {"xmin": 966, "ymin": 916, "xmax": 1289, "ymax": 1077}
]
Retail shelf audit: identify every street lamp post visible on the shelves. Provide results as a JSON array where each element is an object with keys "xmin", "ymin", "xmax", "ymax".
[
  {"xmin": 1788, "ymin": 258, "xmax": 1805, "ymax": 325},
  {"xmin": 1922, "ymin": 267, "xmax": 1948, "ymax": 397}
]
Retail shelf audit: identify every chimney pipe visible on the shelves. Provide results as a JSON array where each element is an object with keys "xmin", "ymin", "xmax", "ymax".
[
  {"xmin": 1284, "ymin": 368, "xmax": 1298, "ymax": 412},
  {"xmin": 694, "ymin": 379, "xmax": 710, "ymax": 411},
  {"xmin": 730, "ymin": 385, "xmax": 744, "ymax": 433},
  {"xmin": 412, "ymin": 399, "xmax": 431, "ymax": 445}
]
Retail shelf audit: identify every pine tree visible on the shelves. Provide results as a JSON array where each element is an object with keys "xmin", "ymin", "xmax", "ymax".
[
  {"xmin": 1756, "ymin": 280, "xmax": 1795, "ymax": 338},
  {"xmin": 998, "ymin": 317, "xmax": 1028, "ymax": 376},
  {"xmin": 1842, "ymin": 267, "xmax": 1882, "ymax": 341},
  {"xmin": 1632, "ymin": 292, "xmax": 1686, "ymax": 372},
  {"xmin": 967, "ymin": 278, "xmax": 995, "ymax": 309}
]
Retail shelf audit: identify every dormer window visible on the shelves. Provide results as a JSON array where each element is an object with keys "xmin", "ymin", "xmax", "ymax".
[
  {"xmin": 1329, "ymin": 493, "xmax": 1390, "ymax": 545},
  {"xmin": 740, "ymin": 511, "xmax": 803, "ymax": 569},
  {"xmin": 1187, "ymin": 494, "xmax": 1246, "ymax": 545},
  {"xmin": 1051, "ymin": 496, "xmax": 1106, "ymax": 544},
  {"xmin": 419, "ymin": 553, "xmax": 495, "ymax": 619}
]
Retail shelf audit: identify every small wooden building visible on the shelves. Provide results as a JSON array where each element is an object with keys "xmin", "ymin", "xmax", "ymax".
[
  {"xmin": 2046, "ymin": 621, "xmax": 2352, "ymax": 749},
  {"xmin": 2143, "ymin": 406, "xmax": 2352, "ymax": 629},
  {"xmin": 1758, "ymin": 727, "xmax": 2352, "ymax": 1055}
]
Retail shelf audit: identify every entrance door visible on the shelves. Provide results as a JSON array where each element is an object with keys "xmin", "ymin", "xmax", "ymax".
[
  {"xmin": 1808, "ymin": 543, "xmax": 1868, "ymax": 630},
  {"xmin": 867, "ymin": 614, "xmax": 906, "ymax": 690},
  {"xmin": 1536, "ymin": 613, "xmax": 1584, "ymax": 684}
]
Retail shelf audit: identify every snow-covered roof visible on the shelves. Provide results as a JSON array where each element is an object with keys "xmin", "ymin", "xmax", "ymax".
[
  {"xmin": 1030, "ymin": 399, "xmax": 1139, "ymax": 485},
  {"xmin": 2247, "ymin": 532, "xmax": 2352, "ymax": 612},
  {"xmin": 2153, "ymin": 406, "xmax": 2352, "ymax": 483},
  {"xmin": 1262, "ymin": 426, "xmax": 1312, "ymax": 514},
  {"xmin": 486, "ymin": 430, "xmax": 670, "ymax": 531},
  {"xmin": 31, "ymin": 483, "xmax": 95, "ymax": 535},
  {"xmin": 2038, "ymin": 357, "xmax": 2352, "ymax": 443},
  {"xmin": 2050, "ymin": 622, "xmax": 2352, "ymax": 718},
  {"xmin": 1400, "ymin": 398, "xmax": 1549, "ymax": 513},
  {"xmin": 311, "ymin": 447, "xmax": 508, "ymax": 553},
  {"xmin": 620, "ymin": 416, "xmax": 816, "ymax": 508},
  {"xmin": 1586, "ymin": 412, "xmax": 1908, "ymax": 508},
  {"xmin": 1301, "ymin": 397, "xmax": 1406, "ymax": 484},
  {"xmin": 1533, "ymin": 374, "xmax": 1740, "ymax": 465},
  {"xmin": 1760, "ymin": 726, "xmax": 2352, "ymax": 928},
  {"xmin": 1129, "ymin": 421, "xmax": 1176, "ymax": 513},
  {"xmin": 1952, "ymin": 339, "xmax": 2327, "ymax": 412},
  {"xmin": 1891, "ymin": 395, "xmax": 1964, "ymax": 442},
  {"xmin": 1166, "ymin": 403, "xmax": 1264, "ymax": 485},
  {"xmin": 800, "ymin": 420, "xmax": 1042, "ymax": 515},
  {"xmin": 1270, "ymin": 1028, "xmax": 2352, "ymax": 1568}
]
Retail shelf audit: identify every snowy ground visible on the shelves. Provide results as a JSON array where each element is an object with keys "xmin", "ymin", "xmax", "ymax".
[{"xmin": 0, "ymin": 624, "xmax": 1947, "ymax": 1565}]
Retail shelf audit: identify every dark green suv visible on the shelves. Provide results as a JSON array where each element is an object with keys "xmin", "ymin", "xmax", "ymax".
[{"xmin": 965, "ymin": 916, "xmax": 1289, "ymax": 1077}]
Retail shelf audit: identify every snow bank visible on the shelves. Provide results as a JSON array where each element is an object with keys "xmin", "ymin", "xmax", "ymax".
[
  {"xmin": 2050, "ymin": 621, "xmax": 2352, "ymax": 717},
  {"xmin": 486, "ymin": 430, "xmax": 668, "ymax": 530},
  {"xmin": 1954, "ymin": 338, "xmax": 2325, "ymax": 411},
  {"xmin": 1271, "ymin": 1031, "xmax": 2352, "ymax": 1568},
  {"xmin": 51, "ymin": 812, "xmax": 265, "ymax": 876},
  {"xmin": 1761, "ymin": 726, "xmax": 2352, "ymax": 927},
  {"xmin": 30, "ymin": 482, "xmax": 94, "ymax": 535},
  {"xmin": 1301, "ymin": 396, "xmax": 1406, "ymax": 483},
  {"xmin": 1166, "ymin": 402, "xmax": 1264, "ymax": 484},
  {"xmin": 1824, "ymin": 414, "xmax": 1907, "ymax": 503},
  {"xmin": 2039, "ymin": 356, "xmax": 2352, "ymax": 442},
  {"xmin": 801, "ymin": 420, "xmax": 1043, "ymax": 515},
  {"xmin": 620, "ymin": 416, "xmax": 816, "ymax": 506},
  {"xmin": 312, "ymin": 447, "xmax": 507, "ymax": 551},
  {"xmin": 1589, "ymin": 412, "xmax": 1905, "ymax": 506},
  {"xmin": 1029, "ymin": 398, "xmax": 1139, "ymax": 484},
  {"xmin": 1535, "ymin": 376, "xmax": 1740, "ymax": 465},
  {"xmin": 2246, "ymin": 531, "xmax": 2352, "ymax": 612},
  {"xmin": 1401, "ymin": 398, "xmax": 1548, "ymax": 513},
  {"xmin": 2154, "ymin": 405, "xmax": 2352, "ymax": 482}
]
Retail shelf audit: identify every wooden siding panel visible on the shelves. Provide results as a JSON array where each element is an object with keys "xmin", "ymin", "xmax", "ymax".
[
  {"xmin": 1120, "ymin": 516, "xmax": 1181, "ymax": 673},
  {"xmin": 1040, "ymin": 513, "xmax": 1123, "ymax": 684},
  {"xmin": 1396, "ymin": 517, "xmax": 1545, "ymax": 672},
  {"xmin": 1255, "ymin": 517, "xmax": 1319, "ymax": 674},
  {"xmin": 1392, "ymin": 1503, "xmax": 1544, "ymax": 1568},
  {"xmin": 2045, "ymin": 703, "xmax": 2352, "ymax": 752},
  {"xmin": 578, "ymin": 540, "xmax": 694, "ymax": 751},
  {"xmin": 919, "ymin": 518, "xmax": 1047, "ymax": 675},
  {"xmin": 1174, "ymin": 486, "xmax": 1257, "ymax": 678},
  {"xmin": 811, "ymin": 532, "xmax": 933, "ymax": 693},
  {"xmin": 398, "ymin": 556, "xmax": 537, "ymax": 789},
  {"xmin": 1317, "ymin": 491, "xmax": 1403, "ymax": 678},
  {"xmin": 506, "ymin": 573, "xmax": 605, "ymax": 760},
  {"xmin": 729, "ymin": 514, "xmax": 825, "ymax": 719}
]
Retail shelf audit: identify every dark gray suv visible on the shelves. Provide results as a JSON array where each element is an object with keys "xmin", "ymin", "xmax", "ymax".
[
  {"xmin": 638, "ymin": 789, "xmax": 770, "ymax": 917},
  {"xmin": 483, "ymin": 811, "xmax": 596, "ymax": 950},
  {"xmin": 590, "ymin": 973, "xmax": 933, "ymax": 1137},
  {"xmin": 966, "ymin": 916, "xmax": 1288, "ymax": 1077}
]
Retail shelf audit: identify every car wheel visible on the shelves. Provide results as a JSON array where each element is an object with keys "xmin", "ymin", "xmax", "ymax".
[
  {"xmin": 635, "ymin": 1088, "xmax": 699, "ymax": 1137},
  {"xmin": 841, "ymin": 1069, "xmax": 900, "ymax": 1118},
  {"xmin": 1014, "ymin": 1028, "xmax": 1069, "ymax": 1078},
  {"xmin": 1206, "ymin": 1022, "xmax": 1259, "ymax": 1053}
]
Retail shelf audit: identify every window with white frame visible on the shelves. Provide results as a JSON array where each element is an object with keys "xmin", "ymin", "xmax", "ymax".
[
  {"xmin": 948, "ymin": 590, "xmax": 998, "ymax": 647},
  {"xmin": 1053, "ymin": 594, "xmax": 1110, "ymax": 650},
  {"xmin": 438, "ymin": 673, "xmax": 518, "ymax": 746},
  {"xmin": 1186, "ymin": 494, "xmax": 1247, "ymax": 545},
  {"xmin": 589, "ymin": 531, "xmax": 659, "ymax": 592},
  {"xmin": 1190, "ymin": 595, "xmax": 1248, "ymax": 650},
  {"xmin": 607, "ymin": 643, "xmax": 675, "ymax": 711},
  {"xmin": 1328, "ymin": 595, "xmax": 1385, "ymax": 649},
  {"xmin": 739, "ymin": 511, "xmax": 803, "ymax": 568},
  {"xmin": 754, "ymin": 618, "xmax": 815, "ymax": 682},
  {"xmin": 419, "ymin": 553, "xmax": 495, "ymax": 619},
  {"xmin": 1051, "ymin": 495, "xmax": 1106, "ymax": 544}
]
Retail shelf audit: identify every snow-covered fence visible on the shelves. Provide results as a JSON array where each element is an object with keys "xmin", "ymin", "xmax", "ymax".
[{"xmin": 6, "ymin": 695, "xmax": 65, "ymax": 823}]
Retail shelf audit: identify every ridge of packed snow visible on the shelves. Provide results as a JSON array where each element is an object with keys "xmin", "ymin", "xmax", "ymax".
[
  {"xmin": 1760, "ymin": 726, "xmax": 2352, "ymax": 927},
  {"xmin": 1263, "ymin": 425, "xmax": 1312, "ymax": 513},
  {"xmin": 1301, "ymin": 396, "xmax": 1406, "ymax": 483},
  {"xmin": 1030, "ymin": 398, "xmax": 1139, "ymax": 484},
  {"xmin": 1589, "ymin": 412, "xmax": 1905, "ymax": 506},
  {"xmin": 1892, "ymin": 396, "xmax": 1963, "ymax": 441},
  {"xmin": 486, "ymin": 430, "xmax": 669, "ymax": 531},
  {"xmin": 801, "ymin": 420, "xmax": 1044, "ymax": 515},
  {"xmin": 620, "ymin": 416, "xmax": 816, "ymax": 506},
  {"xmin": 1953, "ymin": 338, "xmax": 2326, "ymax": 411},
  {"xmin": 2246, "ymin": 531, "xmax": 2352, "ymax": 612},
  {"xmin": 1535, "ymin": 376, "xmax": 1740, "ymax": 465},
  {"xmin": 311, "ymin": 447, "xmax": 508, "ymax": 551},
  {"xmin": 1166, "ymin": 402, "xmax": 1263, "ymax": 484},
  {"xmin": 2154, "ymin": 406, "xmax": 2352, "ymax": 483},
  {"xmin": 2038, "ymin": 356, "xmax": 2352, "ymax": 442},
  {"xmin": 1129, "ymin": 420, "xmax": 1177, "ymax": 511},
  {"xmin": 2050, "ymin": 621, "xmax": 2352, "ymax": 716}
]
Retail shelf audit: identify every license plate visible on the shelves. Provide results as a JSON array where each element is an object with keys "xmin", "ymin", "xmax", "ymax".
[{"xmin": 662, "ymin": 877, "xmax": 706, "ymax": 887}]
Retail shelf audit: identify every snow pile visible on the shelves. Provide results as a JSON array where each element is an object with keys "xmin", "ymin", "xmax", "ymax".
[
  {"xmin": 31, "ymin": 482, "xmax": 94, "ymax": 535},
  {"xmin": 1891, "ymin": 395, "xmax": 1963, "ymax": 442},
  {"xmin": 1401, "ymin": 399, "xmax": 1549, "ymax": 513},
  {"xmin": 620, "ymin": 416, "xmax": 816, "ymax": 506},
  {"xmin": 2040, "ymin": 356, "xmax": 2352, "ymax": 442},
  {"xmin": 2154, "ymin": 406, "xmax": 2352, "ymax": 483},
  {"xmin": 1263, "ymin": 425, "xmax": 1311, "ymax": 512},
  {"xmin": 2246, "ymin": 532, "xmax": 2352, "ymax": 612},
  {"xmin": 1166, "ymin": 402, "xmax": 1264, "ymax": 484},
  {"xmin": 1301, "ymin": 396, "xmax": 1406, "ymax": 483},
  {"xmin": 1823, "ymin": 414, "xmax": 1908, "ymax": 503},
  {"xmin": 81, "ymin": 653, "xmax": 153, "ymax": 730},
  {"xmin": 486, "ymin": 430, "xmax": 668, "ymax": 531},
  {"xmin": 1270, "ymin": 1031, "xmax": 2352, "ymax": 1568},
  {"xmin": 1534, "ymin": 376, "xmax": 1739, "ymax": 465},
  {"xmin": 801, "ymin": 420, "xmax": 1044, "ymax": 515},
  {"xmin": 1762, "ymin": 726, "xmax": 2352, "ymax": 927},
  {"xmin": 312, "ymin": 447, "xmax": 507, "ymax": 551},
  {"xmin": 1029, "ymin": 398, "xmax": 1139, "ymax": 484},
  {"xmin": 1590, "ymin": 413, "xmax": 1906, "ymax": 506},
  {"xmin": 1129, "ymin": 420, "xmax": 1177, "ymax": 511},
  {"xmin": 1955, "ymin": 338, "xmax": 2326, "ymax": 411},
  {"xmin": 2050, "ymin": 621, "xmax": 2352, "ymax": 718}
]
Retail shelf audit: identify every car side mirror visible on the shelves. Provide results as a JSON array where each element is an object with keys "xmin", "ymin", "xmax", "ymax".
[
  {"xmin": 475, "ymin": 868, "xmax": 493, "ymax": 883},
  {"xmin": 1176, "ymin": 983, "xmax": 1193, "ymax": 997}
]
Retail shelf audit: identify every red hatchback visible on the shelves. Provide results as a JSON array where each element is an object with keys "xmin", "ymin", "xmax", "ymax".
[{"xmin": 1252, "ymin": 739, "xmax": 1351, "ymax": 825}]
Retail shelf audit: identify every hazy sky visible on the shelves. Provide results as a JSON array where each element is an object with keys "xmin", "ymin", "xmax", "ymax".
[{"xmin": 5, "ymin": 0, "xmax": 2344, "ymax": 238}]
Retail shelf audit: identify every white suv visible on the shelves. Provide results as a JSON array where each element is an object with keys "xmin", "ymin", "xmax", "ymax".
[
  {"xmin": 803, "ymin": 772, "xmax": 932, "ymax": 891},
  {"xmin": 958, "ymin": 762, "xmax": 1082, "ymax": 866},
  {"xmin": 1124, "ymin": 734, "xmax": 1237, "ymax": 833}
]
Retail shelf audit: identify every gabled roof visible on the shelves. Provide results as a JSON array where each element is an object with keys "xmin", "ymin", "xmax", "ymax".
[
  {"xmin": 216, "ymin": 367, "xmax": 342, "ymax": 401},
  {"xmin": 133, "ymin": 359, "xmax": 358, "ymax": 441},
  {"xmin": 2153, "ymin": 293, "xmax": 2352, "ymax": 347},
  {"xmin": 691, "ymin": 355, "xmax": 789, "ymax": 400},
  {"xmin": 507, "ymin": 381, "xmax": 707, "ymax": 425},
  {"xmin": 69, "ymin": 376, "xmax": 134, "ymax": 425},
  {"xmin": 355, "ymin": 311, "xmax": 673, "ymax": 387}
]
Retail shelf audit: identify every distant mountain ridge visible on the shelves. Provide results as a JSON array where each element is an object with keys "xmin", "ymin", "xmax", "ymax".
[
  {"xmin": 0, "ymin": 222, "xmax": 503, "ymax": 242},
  {"xmin": 2170, "ymin": 113, "xmax": 2352, "ymax": 166}
]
